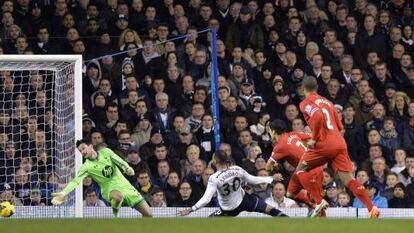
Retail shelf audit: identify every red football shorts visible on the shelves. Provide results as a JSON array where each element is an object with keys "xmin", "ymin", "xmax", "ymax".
[
  {"xmin": 301, "ymin": 144, "xmax": 353, "ymax": 173},
  {"xmin": 287, "ymin": 166, "xmax": 324, "ymax": 195},
  {"xmin": 302, "ymin": 142, "xmax": 352, "ymax": 172}
]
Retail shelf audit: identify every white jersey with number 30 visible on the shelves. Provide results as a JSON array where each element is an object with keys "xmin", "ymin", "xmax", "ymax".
[{"xmin": 192, "ymin": 166, "xmax": 273, "ymax": 211}]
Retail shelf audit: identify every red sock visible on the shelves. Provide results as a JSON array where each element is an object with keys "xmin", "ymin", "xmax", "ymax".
[
  {"xmin": 296, "ymin": 171, "xmax": 323, "ymax": 204},
  {"xmin": 294, "ymin": 190, "xmax": 312, "ymax": 207},
  {"xmin": 347, "ymin": 179, "xmax": 373, "ymax": 211}
]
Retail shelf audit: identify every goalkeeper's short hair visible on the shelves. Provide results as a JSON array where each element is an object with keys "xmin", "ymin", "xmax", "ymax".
[{"xmin": 76, "ymin": 138, "xmax": 93, "ymax": 148}]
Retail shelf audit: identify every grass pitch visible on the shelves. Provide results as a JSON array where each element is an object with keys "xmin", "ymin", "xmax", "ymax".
[{"xmin": 1, "ymin": 218, "xmax": 412, "ymax": 233}]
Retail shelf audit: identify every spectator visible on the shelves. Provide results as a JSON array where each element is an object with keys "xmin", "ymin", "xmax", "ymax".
[
  {"xmin": 232, "ymin": 129, "xmax": 258, "ymax": 166},
  {"xmin": 1, "ymin": 141, "xmax": 20, "ymax": 184},
  {"xmin": 356, "ymin": 170, "xmax": 370, "ymax": 185},
  {"xmin": 139, "ymin": 127, "xmax": 165, "ymax": 161},
  {"xmin": 323, "ymin": 168, "xmax": 335, "ymax": 187},
  {"xmin": 324, "ymin": 181, "xmax": 339, "ymax": 207},
  {"xmin": 171, "ymin": 181, "xmax": 196, "ymax": 207},
  {"xmin": 83, "ymin": 59, "xmax": 102, "ymax": 98},
  {"xmin": 401, "ymin": 65, "xmax": 414, "ymax": 99},
  {"xmin": 131, "ymin": 112, "xmax": 153, "ymax": 148},
  {"xmin": 83, "ymin": 188, "xmax": 106, "ymax": 207},
  {"xmin": 149, "ymin": 187, "xmax": 167, "ymax": 207},
  {"xmin": 135, "ymin": 169, "xmax": 155, "ymax": 203},
  {"xmin": 164, "ymin": 171, "xmax": 180, "ymax": 206},
  {"xmin": 354, "ymin": 14, "xmax": 386, "ymax": 69},
  {"xmin": 388, "ymin": 91, "xmax": 410, "ymax": 123},
  {"xmin": 391, "ymin": 148, "xmax": 407, "ymax": 174},
  {"xmin": 348, "ymin": 79, "xmax": 370, "ymax": 111},
  {"xmin": 125, "ymin": 146, "xmax": 149, "ymax": 184},
  {"xmin": 0, "ymin": 183, "xmax": 22, "ymax": 206},
  {"xmin": 195, "ymin": 113, "xmax": 216, "ymax": 160},
  {"xmin": 354, "ymin": 89, "xmax": 378, "ymax": 124},
  {"xmin": 185, "ymin": 102, "xmax": 205, "ymax": 133},
  {"xmin": 153, "ymin": 160, "xmax": 170, "ymax": 189},
  {"xmin": 337, "ymin": 192, "xmax": 351, "ymax": 207},
  {"xmin": 381, "ymin": 172, "xmax": 400, "ymax": 201},
  {"xmin": 379, "ymin": 117, "xmax": 400, "ymax": 163},
  {"xmin": 184, "ymin": 159, "xmax": 206, "ymax": 200},
  {"xmin": 225, "ymin": 6, "xmax": 263, "ymax": 53},
  {"xmin": 343, "ymin": 104, "xmax": 365, "ymax": 163},
  {"xmin": 226, "ymin": 115, "xmax": 249, "ymax": 146},
  {"xmin": 265, "ymin": 182, "xmax": 298, "ymax": 208},
  {"xmin": 242, "ymin": 145, "xmax": 262, "ymax": 175},
  {"xmin": 113, "ymin": 129, "xmax": 133, "ymax": 158},
  {"xmin": 152, "ymin": 92, "xmax": 176, "ymax": 132},
  {"xmin": 180, "ymin": 144, "xmax": 201, "ymax": 178},
  {"xmin": 96, "ymin": 103, "xmax": 118, "ymax": 135},
  {"xmin": 371, "ymin": 157, "xmax": 388, "ymax": 191},
  {"xmin": 402, "ymin": 102, "xmax": 414, "ymax": 155},
  {"xmin": 399, "ymin": 155, "xmax": 414, "ymax": 186},
  {"xmin": 388, "ymin": 182, "xmax": 412, "ymax": 208}
]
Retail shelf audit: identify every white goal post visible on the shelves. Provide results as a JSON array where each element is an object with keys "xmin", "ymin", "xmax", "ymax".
[{"xmin": 0, "ymin": 55, "xmax": 83, "ymax": 217}]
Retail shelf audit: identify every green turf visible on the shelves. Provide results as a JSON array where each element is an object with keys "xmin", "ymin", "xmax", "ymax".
[{"xmin": 1, "ymin": 218, "xmax": 413, "ymax": 233}]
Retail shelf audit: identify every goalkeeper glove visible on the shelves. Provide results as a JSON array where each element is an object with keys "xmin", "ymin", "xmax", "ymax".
[
  {"xmin": 124, "ymin": 167, "xmax": 135, "ymax": 176},
  {"xmin": 51, "ymin": 191, "xmax": 67, "ymax": 205}
]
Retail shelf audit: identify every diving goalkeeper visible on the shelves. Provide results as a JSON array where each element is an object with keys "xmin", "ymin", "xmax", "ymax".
[{"xmin": 51, "ymin": 139, "xmax": 152, "ymax": 217}]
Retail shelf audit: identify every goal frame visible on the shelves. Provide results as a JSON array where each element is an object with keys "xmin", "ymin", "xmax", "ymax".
[{"xmin": 0, "ymin": 55, "xmax": 83, "ymax": 217}]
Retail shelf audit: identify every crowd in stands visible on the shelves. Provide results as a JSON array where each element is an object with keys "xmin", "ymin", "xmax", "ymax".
[{"xmin": 1, "ymin": 0, "xmax": 414, "ymax": 209}]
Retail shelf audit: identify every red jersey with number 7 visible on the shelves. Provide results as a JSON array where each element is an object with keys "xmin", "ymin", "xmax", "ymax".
[
  {"xmin": 271, "ymin": 132, "xmax": 311, "ymax": 167},
  {"xmin": 299, "ymin": 93, "xmax": 345, "ymax": 146}
]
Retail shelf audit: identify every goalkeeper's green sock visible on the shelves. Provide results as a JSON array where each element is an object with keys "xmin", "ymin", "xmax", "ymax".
[{"xmin": 111, "ymin": 198, "xmax": 123, "ymax": 217}]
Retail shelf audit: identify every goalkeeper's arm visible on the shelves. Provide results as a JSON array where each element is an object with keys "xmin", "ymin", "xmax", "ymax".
[
  {"xmin": 52, "ymin": 164, "xmax": 88, "ymax": 205},
  {"xmin": 104, "ymin": 148, "xmax": 135, "ymax": 176}
]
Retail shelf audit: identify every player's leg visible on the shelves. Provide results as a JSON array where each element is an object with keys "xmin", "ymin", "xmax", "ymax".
[
  {"xmin": 243, "ymin": 193, "xmax": 287, "ymax": 217},
  {"xmin": 313, "ymin": 167, "xmax": 326, "ymax": 217},
  {"xmin": 333, "ymin": 151, "xmax": 379, "ymax": 218},
  {"xmin": 296, "ymin": 152, "xmax": 329, "ymax": 217},
  {"xmin": 123, "ymin": 187, "xmax": 153, "ymax": 217},
  {"xmin": 286, "ymin": 174, "xmax": 312, "ymax": 207},
  {"xmin": 110, "ymin": 190, "xmax": 124, "ymax": 217},
  {"xmin": 263, "ymin": 203, "xmax": 288, "ymax": 217},
  {"xmin": 288, "ymin": 190, "xmax": 312, "ymax": 206},
  {"xmin": 295, "ymin": 151, "xmax": 326, "ymax": 205},
  {"xmin": 133, "ymin": 201, "xmax": 152, "ymax": 217}
]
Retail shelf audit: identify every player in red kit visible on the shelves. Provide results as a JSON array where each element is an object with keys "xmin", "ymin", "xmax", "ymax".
[
  {"xmin": 296, "ymin": 76, "xmax": 380, "ymax": 218},
  {"xmin": 265, "ymin": 119, "xmax": 324, "ymax": 214}
]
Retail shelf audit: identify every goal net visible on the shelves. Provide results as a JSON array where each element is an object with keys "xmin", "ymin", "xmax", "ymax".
[{"xmin": 0, "ymin": 55, "xmax": 83, "ymax": 217}]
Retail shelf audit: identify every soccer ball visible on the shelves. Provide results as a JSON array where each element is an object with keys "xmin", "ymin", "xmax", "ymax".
[{"xmin": 0, "ymin": 201, "xmax": 16, "ymax": 218}]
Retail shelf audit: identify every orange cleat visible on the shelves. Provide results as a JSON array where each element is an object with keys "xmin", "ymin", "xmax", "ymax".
[{"xmin": 368, "ymin": 206, "xmax": 380, "ymax": 219}]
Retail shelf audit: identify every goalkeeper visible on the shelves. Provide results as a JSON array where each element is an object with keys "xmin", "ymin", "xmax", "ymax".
[{"xmin": 51, "ymin": 139, "xmax": 152, "ymax": 217}]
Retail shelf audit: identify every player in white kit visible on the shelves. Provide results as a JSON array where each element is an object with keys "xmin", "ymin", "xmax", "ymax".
[{"xmin": 179, "ymin": 150, "xmax": 288, "ymax": 217}]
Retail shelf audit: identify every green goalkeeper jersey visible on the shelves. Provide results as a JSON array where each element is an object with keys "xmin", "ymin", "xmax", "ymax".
[{"xmin": 63, "ymin": 147, "xmax": 132, "ymax": 196}]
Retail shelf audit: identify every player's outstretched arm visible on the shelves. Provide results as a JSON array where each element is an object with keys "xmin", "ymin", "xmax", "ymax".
[
  {"xmin": 178, "ymin": 178, "xmax": 217, "ymax": 216},
  {"xmin": 243, "ymin": 168, "xmax": 275, "ymax": 185},
  {"xmin": 104, "ymin": 148, "xmax": 134, "ymax": 175},
  {"xmin": 51, "ymin": 164, "xmax": 88, "ymax": 205}
]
